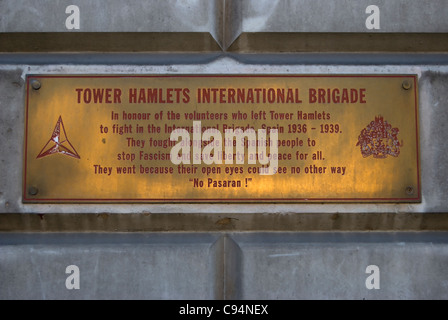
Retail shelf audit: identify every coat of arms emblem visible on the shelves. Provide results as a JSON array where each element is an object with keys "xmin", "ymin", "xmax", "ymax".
[{"xmin": 356, "ymin": 116, "xmax": 401, "ymax": 158}]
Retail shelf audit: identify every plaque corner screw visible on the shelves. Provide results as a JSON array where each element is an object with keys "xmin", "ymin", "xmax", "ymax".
[
  {"xmin": 31, "ymin": 80, "xmax": 41, "ymax": 90},
  {"xmin": 405, "ymin": 186, "xmax": 414, "ymax": 195},
  {"xmin": 28, "ymin": 186, "xmax": 38, "ymax": 196},
  {"xmin": 402, "ymin": 80, "xmax": 412, "ymax": 90}
]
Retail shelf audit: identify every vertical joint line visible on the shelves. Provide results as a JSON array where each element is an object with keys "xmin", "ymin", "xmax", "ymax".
[
  {"xmin": 223, "ymin": 234, "xmax": 227, "ymax": 299},
  {"xmin": 222, "ymin": 0, "xmax": 227, "ymax": 52}
]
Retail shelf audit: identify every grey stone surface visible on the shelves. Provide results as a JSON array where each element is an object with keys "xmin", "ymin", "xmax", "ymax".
[
  {"xmin": 0, "ymin": 0, "xmax": 216, "ymax": 32},
  {"xmin": 419, "ymin": 71, "xmax": 448, "ymax": 212},
  {"xmin": 0, "ymin": 233, "xmax": 220, "ymax": 299},
  {"xmin": 1, "ymin": 232, "xmax": 447, "ymax": 299},
  {"xmin": 238, "ymin": 0, "xmax": 448, "ymax": 33},
  {"xmin": 2, "ymin": 0, "xmax": 447, "ymax": 34},
  {"xmin": 232, "ymin": 232, "xmax": 448, "ymax": 300},
  {"xmin": 2, "ymin": 0, "xmax": 447, "ymax": 51},
  {"xmin": 0, "ymin": 68, "xmax": 24, "ymax": 215}
]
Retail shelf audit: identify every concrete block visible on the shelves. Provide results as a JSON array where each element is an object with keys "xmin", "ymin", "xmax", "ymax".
[
  {"xmin": 231, "ymin": 232, "xmax": 448, "ymax": 299},
  {"xmin": 0, "ymin": 0, "xmax": 224, "ymax": 51},
  {"xmin": 0, "ymin": 0, "xmax": 215, "ymax": 33},
  {"xmin": 238, "ymin": 0, "xmax": 448, "ymax": 33},
  {"xmin": 0, "ymin": 233, "xmax": 220, "ymax": 299}
]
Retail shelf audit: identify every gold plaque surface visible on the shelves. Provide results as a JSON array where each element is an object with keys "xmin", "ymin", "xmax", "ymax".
[{"xmin": 23, "ymin": 75, "xmax": 420, "ymax": 203}]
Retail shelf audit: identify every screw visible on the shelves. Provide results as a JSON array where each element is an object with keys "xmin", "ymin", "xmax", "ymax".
[
  {"xmin": 402, "ymin": 80, "xmax": 412, "ymax": 90},
  {"xmin": 31, "ymin": 80, "xmax": 41, "ymax": 90},
  {"xmin": 405, "ymin": 186, "xmax": 414, "ymax": 195},
  {"xmin": 28, "ymin": 186, "xmax": 38, "ymax": 196}
]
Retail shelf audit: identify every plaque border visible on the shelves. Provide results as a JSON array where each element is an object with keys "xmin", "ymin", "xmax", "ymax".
[{"xmin": 23, "ymin": 74, "xmax": 421, "ymax": 203}]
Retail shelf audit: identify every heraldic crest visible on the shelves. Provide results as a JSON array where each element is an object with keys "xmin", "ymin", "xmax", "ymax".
[{"xmin": 356, "ymin": 115, "xmax": 401, "ymax": 158}]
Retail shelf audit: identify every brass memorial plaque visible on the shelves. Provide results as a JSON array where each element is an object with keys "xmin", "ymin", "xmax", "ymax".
[{"xmin": 23, "ymin": 75, "xmax": 420, "ymax": 203}]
